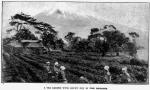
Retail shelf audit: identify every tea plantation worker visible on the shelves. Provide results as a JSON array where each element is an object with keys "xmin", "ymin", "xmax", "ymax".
[
  {"xmin": 45, "ymin": 61, "xmax": 52, "ymax": 73},
  {"xmin": 104, "ymin": 66, "xmax": 111, "ymax": 83},
  {"xmin": 79, "ymin": 76, "xmax": 90, "ymax": 83},
  {"xmin": 53, "ymin": 61, "xmax": 62, "ymax": 82},
  {"xmin": 54, "ymin": 61, "xmax": 60, "ymax": 74},
  {"xmin": 44, "ymin": 61, "xmax": 54, "ymax": 82},
  {"xmin": 121, "ymin": 67, "xmax": 131, "ymax": 83},
  {"xmin": 58, "ymin": 66, "xmax": 68, "ymax": 83}
]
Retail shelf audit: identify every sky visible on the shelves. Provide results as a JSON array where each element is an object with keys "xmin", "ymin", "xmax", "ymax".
[{"xmin": 3, "ymin": 2, "xmax": 149, "ymax": 32}]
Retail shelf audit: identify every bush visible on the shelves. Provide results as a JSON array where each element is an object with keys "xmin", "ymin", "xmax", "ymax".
[
  {"xmin": 120, "ymin": 60, "xmax": 130, "ymax": 64},
  {"xmin": 130, "ymin": 58, "xmax": 147, "ymax": 66}
]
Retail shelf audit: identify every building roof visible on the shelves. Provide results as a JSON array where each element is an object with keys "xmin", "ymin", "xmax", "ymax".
[
  {"xmin": 26, "ymin": 42, "xmax": 43, "ymax": 47},
  {"xmin": 7, "ymin": 40, "xmax": 22, "ymax": 47},
  {"xmin": 21, "ymin": 40, "xmax": 40, "ymax": 43},
  {"xmin": 21, "ymin": 40, "xmax": 43, "ymax": 47},
  {"xmin": 7, "ymin": 40, "xmax": 43, "ymax": 48}
]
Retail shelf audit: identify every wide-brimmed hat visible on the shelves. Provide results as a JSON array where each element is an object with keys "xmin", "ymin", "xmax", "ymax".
[
  {"xmin": 80, "ymin": 76, "xmax": 84, "ymax": 79},
  {"xmin": 54, "ymin": 62, "xmax": 59, "ymax": 65},
  {"xmin": 60, "ymin": 66, "xmax": 66, "ymax": 70},
  {"xmin": 122, "ymin": 67, "xmax": 127, "ymax": 71},
  {"xmin": 46, "ymin": 61, "xmax": 50, "ymax": 64},
  {"xmin": 104, "ymin": 66, "xmax": 109, "ymax": 70}
]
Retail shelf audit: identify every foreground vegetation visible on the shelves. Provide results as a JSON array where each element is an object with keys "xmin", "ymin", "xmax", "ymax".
[{"xmin": 2, "ymin": 50, "xmax": 148, "ymax": 84}]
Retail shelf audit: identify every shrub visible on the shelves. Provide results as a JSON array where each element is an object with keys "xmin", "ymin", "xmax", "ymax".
[{"xmin": 130, "ymin": 58, "xmax": 147, "ymax": 66}]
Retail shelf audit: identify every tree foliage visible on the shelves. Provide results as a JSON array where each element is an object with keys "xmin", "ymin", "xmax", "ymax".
[
  {"xmin": 128, "ymin": 32, "xmax": 140, "ymax": 58},
  {"xmin": 129, "ymin": 32, "xmax": 139, "ymax": 38},
  {"xmin": 64, "ymin": 32, "xmax": 75, "ymax": 42},
  {"xmin": 41, "ymin": 31, "xmax": 56, "ymax": 49},
  {"xmin": 74, "ymin": 39, "xmax": 90, "ymax": 52},
  {"xmin": 90, "ymin": 28, "xmax": 99, "ymax": 35},
  {"xmin": 14, "ymin": 28, "xmax": 37, "ymax": 41},
  {"xmin": 56, "ymin": 39, "xmax": 65, "ymax": 50},
  {"xmin": 64, "ymin": 25, "xmax": 135, "ymax": 57},
  {"xmin": 8, "ymin": 12, "xmax": 60, "ymax": 50},
  {"xmin": 102, "ymin": 30, "xmax": 129, "ymax": 55}
]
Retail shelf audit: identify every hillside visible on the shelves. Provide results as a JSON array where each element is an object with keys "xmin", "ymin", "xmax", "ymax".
[{"xmin": 2, "ymin": 50, "xmax": 148, "ymax": 83}]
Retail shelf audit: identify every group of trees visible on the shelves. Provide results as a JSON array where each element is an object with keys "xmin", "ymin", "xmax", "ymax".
[
  {"xmin": 5, "ymin": 12, "xmax": 139, "ymax": 57},
  {"xmin": 5, "ymin": 12, "xmax": 64, "ymax": 52},
  {"xmin": 64, "ymin": 25, "xmax": 139, "ymax": 57}
]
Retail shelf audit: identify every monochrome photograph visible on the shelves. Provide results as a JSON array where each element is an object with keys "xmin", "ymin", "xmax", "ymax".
[{"xmin": 1, "ymin": 1, "xmax": 149, "ymax": 84}]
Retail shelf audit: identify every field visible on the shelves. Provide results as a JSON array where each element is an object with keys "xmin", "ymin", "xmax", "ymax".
[{"xmin": 2, "ymin": 47, "xmax": 148, "ymax": 84}]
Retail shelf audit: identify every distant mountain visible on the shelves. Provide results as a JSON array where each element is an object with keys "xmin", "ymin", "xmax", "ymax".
[{"xmin": 35, "ymin": 9, "xmax": 148, "ymax": 49}]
